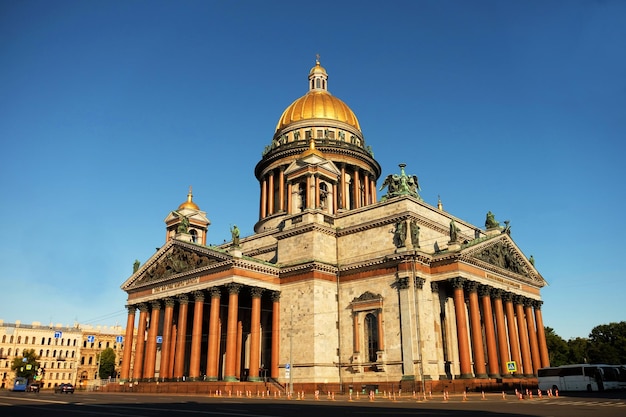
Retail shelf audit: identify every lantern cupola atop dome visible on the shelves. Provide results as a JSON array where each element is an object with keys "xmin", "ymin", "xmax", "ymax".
[{"xmin": 164, "ymin": 186, "xmax": 210, "ymax": 245}]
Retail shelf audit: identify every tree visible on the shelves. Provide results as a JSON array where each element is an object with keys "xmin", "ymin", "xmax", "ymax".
[
  {"xmin": 544, "ymin": 327, "xmax": 568, "ymax": 366},
  {"xmin": 587, "ymin": 321, "xmax": 626, "ymax": 364},
  {"xmin": 98, "ymin": 347, "xmax": 116, "ymax": 379},
  {"xmin": 11, "ymin": 349, "xmax": 41, "ymax": 382},
  {"xmin": 566, "ymin": 337, "xmax": 589, "ymax": 364}
]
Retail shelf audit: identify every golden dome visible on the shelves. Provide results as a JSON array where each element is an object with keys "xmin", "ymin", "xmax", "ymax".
[
  {"xmin": 275, "ymin": 58, "xmax": 361, "ymax": 133},
  {"xmin": 178, "ymin": 186, "xmax": 199, "ymax": 210},
  {"xmin": 275, "ymin": 90, "xmax": 361, "ymax": 132}
]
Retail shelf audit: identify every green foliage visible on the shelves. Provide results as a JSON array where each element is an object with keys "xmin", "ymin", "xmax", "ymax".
[
  {"xmin": 546, "ymin": 321, "xmax": 626, "ymax": 366},
  {"xmin": 545, "ymin": 327, "xmax": 568, "ymax": 366},
  {"xmin": 587, "ymin": 321, "xmax": 626, "ymax": 364},
  {"xmin": 98, "ymin": 347, "xmax": 116, "ymax": 379},
  {"xmin": 10, "ymin": 349, "xmax": 41, "ymax": 381}
]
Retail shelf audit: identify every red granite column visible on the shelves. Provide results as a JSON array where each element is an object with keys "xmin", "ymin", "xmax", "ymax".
[
  {"xmin": 168, "ymin": 324, "xmax": 177, "ymax": 377},
  {"xmin": 314, "ymin": 174, "xmax": 320, "ymax": 208},
  {"xmin": 159, "ymin": 298, "xmax": 175, "ymax": 380},
  {"xmin": 268, "ymin": 170, "xmax": 275, "ymax": 215},
  {"xmin": 466, "ymin": 282, "xmax": 487, "ymax": 378},
  {"xmin": 306, "ymin": 174, "xmax": 312, "ymax": 209},
  {"xmin": 173, "ymin": 294, "xmax": 189, "ymax": 380},
  {"xmin": 260, "ymin": 177, "xmax": 267, "ymax": 219},
  {"xmin": 534, "ymin": 301, "xmax": 550, "ymax": 367},
  {"xmin": 132, "ymin": 303, "xmax": 149, "ymax": 380},
  {"xmin": 363, "ymin": 172, "xmax": 370, "ymax": 205},
  {"xmin": 224, "ymin": 283, "xmax": 242, "ymax": 381},
  {"xmin": 340, "ymin": 164, "xmax": 346, "ymax": 209},
  {"xmin": 451, "ymin": 278, "xmax": 473, "ymax": 378},
  {"xmin": 278, "ymin": 168, "xmax": 285, "ymax": 212},
  {"xmin": 189, "ymin": 291, "xmax": 205, "ymax": 380},
  {"xmin": 236, "ymin": 321, "xmax": 243, "ymax": 380},
  {"xmin": 503, "ymin": 292, "xmax": 521, "ymax": 376},
  {"xmin": 332, "ymin": 182, "xmax": 338, "ymax": 213},
  {"xmin": 120, "ymin": 305, "xmax": 136, "ymax": 381},
  {"xmin": 270, "ymin": 291, "xmax": 280, "ymax": 379},
  {"xmin": 371, "ymin": 178, "xmax": 377, "ymax": 203},
  {"xmin": 287, "ymin": 182, "xmax": 293, "ymax": 214},
  {"xmin": 249, "ymin": 287, "xmax": 264, "ymax": 381},
  {"xmin": 479, "ymin": 286, "xmax": 500, "ymax": 378},
  {"xmin": 353, "ymin": 168, "xmax": 361, "ymax": 209},
  {"xmin": 515, "ymin": 296, "xmax": 533, "ymax": 376},
  {"xmin": 525, "ymin": 299, "xmax": 541, "ymax": 375},
  {"xmin": 143, "ymin": 301, "xmax": 161, "ymax": 380},
  {"xmin": 492, "ymin": 289, "xmax": 511, "ymax": 377},
  {"xmin": 206, "ymin": 287, "xmax": 221, "ymax": 381}
]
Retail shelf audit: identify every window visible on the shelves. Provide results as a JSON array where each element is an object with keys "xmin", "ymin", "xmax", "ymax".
[
  {"xmin": 9, "ymin": 336, "xmax": 13, "ymax": 343},
  {"xmin": 365, "ymin": 313, "xmax": 379, "ymax": 363},
  {"xmin": 316, "ymin": 78, "xmax": 320, "ymax": 88},
  {"xmin": 24, "ymin": 336, "xmax": 29, "ymax": 344}
]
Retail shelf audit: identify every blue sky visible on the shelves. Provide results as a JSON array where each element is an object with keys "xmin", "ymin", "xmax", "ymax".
[{"xmin": 1, "ymin": 0, "xmax": 624, "ymax": 341}]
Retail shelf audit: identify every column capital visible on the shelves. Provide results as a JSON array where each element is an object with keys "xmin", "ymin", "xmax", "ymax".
[
  {"xmin": 178, "ymin": 294, "xmax": 189, "ymax": 304},
  {"xmin": 523, "ymin": 297, "xmax": 535, "ymax": 308},
  {"xmin": 192, "ymin": 290, "xmax": 205, "ymax": 302},
  {"xmin": 502, "ymin": 291, "xmax": 514, "ymax": 303},
  {"xmin": 271, "ymin": 290, "xmax": 281, "ymax": 302},
  {"xmin": 227, "ymin": 282, "xmax": 243, "ymax": 295},
  {"xmin": 126, "ymin": 305, "xmax": 137, "ymax": 314},
  {"xmin": 414, "ymin": 277, "xmax": 425, "ymax": 289},
  {"xmin": 533, "ymin": 300, "xmax": 543, "ymax": 310},
  {"xmin": 393, "ymin": 276, "xmax": 410, "ymax": 290},
  {"xmin": 138, "ymin": 303, "xmax": 150, "ymax": 313},
  {"xmin": 164, "ymin": 297, "xmax": 176, "ymax": 308},
  {"xmin": 478, "ymin": 284, "xmax": 492, "ymax": 298},
  {"xmin": 513, "ymin": 294, "xmax": 525, "ymax": 305},
  {"xmin": 491, "ymin": 288, "xmax": 503, "ymax": 299},
  {"xmin": 465, "ymin": 280, "xmax": 479, "ymax": 293},
  {"xmin": 150, "ymin": 300, "xmax": 162, "ymax": 310},
  {"xmin": 430, "ymin": 281, "xmax": 439, "ymax": 292},
  {"xmin": 209, "ymin": 287, "xmax": 221, "ymax": 299},
  {"xmin": 250, "ymin": 286, "xmax": 264, "ymax": 298},
  {"xmin": 450, "ymin": 277, "xmax": 466, "ymax": 289}
]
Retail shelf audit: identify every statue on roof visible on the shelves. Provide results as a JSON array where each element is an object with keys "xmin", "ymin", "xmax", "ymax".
[
  {"xmin": 175, "ymin": 212, "xmax": 190, "ymax": 234},
  {"xmin": 449, "ymin": 219, "xmax": 459, "ymax": 242},
  {"xmin": 379, "ymin": 163, "xmax": 422, "ymax": 202},
  {"xmin": 231, "ymin": 224, "xmax": 240, "ymax": 247},
  {"xmin": 485, "ymin": 211, "xmax": 500, "ymax": 229},
  {"xmin": 393, "ymin": 220, "xmax": 407, "ymax": 248}
]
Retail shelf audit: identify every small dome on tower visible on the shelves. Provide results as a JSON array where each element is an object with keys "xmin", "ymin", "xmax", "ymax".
[{"xmin": 178, "ymin": 186, "xmax": 200, "ymax": 211}]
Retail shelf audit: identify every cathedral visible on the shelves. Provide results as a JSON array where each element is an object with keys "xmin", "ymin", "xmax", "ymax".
[{"xmin": 119, "ymin": 59, "xmax": 549, "ymax": 391}]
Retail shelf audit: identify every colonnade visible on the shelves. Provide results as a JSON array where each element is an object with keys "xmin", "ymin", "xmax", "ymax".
[
  {"xmin": 447, "ymin": 277, "xmax": 549, "ymax": 378},
  {"xmin": 258, "ymin": 163, "xmax": 377, "ymax": 219},
  {"xmin": 120, "ymin": 284, "xmax": 280, "ymax": 382}
]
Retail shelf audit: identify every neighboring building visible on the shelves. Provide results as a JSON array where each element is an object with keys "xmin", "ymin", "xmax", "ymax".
[
  {"xmin": 76, "ymin": 325, "xmax": 125, "ymax": 389},
  {"xmin": 119, "ymin": 60, "xmax": 549, "ymax": 390},
  {"xmin": 0, "ymin": 320, "xmax": 82, "ymax": 389}
]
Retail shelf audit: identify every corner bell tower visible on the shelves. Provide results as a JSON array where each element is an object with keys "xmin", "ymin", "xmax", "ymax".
[{"xmin": 164, "ymin": 187, "xmax": 210, "ymax": 244}]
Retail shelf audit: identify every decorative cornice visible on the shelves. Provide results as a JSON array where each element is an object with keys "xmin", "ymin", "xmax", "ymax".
[
  {"xmin": 275, "ymin": 222, "xmax": 336, "ymax": 240},
  {"xmin": 279, "ymin": 260, "xmax": 338, "ymax": 277}
]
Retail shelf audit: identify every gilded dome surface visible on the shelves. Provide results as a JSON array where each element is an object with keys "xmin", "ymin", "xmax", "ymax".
[
  {"xmin": 275, "ymin": 90, "xmax": 361, "ymax": 132},
  {"xmin": 178, "ymin": 187, "xmax": 199, "ymax": 210}
]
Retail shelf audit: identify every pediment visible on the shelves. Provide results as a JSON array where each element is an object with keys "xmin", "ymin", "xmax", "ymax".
[
  {"xmin": 284, "ymin": 155, "xmax": 340, "ymax": 178},
  {"xmin": 121, "ymin": 240, "xmax": 229, "ymax": 291},
  {"xmin": 462, "ymin": 235, "xmax": 545, "ymax": 286}
]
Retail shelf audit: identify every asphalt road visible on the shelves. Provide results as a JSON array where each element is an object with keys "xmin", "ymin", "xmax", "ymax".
[{"xmin": 1, "ymin": 390, "xmax": 625, "ymax": 417}]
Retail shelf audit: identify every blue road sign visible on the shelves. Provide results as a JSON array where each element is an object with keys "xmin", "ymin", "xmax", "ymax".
[
  {"xmin": 156, "ymin": 336, "xmax": 163, "ymax": 343},
  {"xmin": 87, "ymin": 335, "xmax": 95, "ymax": 343},
  {"xmin": 116, "ymin": 336, "xmax": 123, "ymax": 343},
  {"xmin": 54, "ymin": 331, "xmax": 62, "ymax": 338},
  {"xmin": 285, "ymin": 363, "xmax": 290, "ymax": 370}
]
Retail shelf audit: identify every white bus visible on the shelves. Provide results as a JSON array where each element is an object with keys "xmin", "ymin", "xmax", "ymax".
[{"xmin": 538, "ymin": 364, "xmax": 623, "ymax": 392}]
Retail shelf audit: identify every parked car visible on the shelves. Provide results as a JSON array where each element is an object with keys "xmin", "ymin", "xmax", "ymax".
[
  {"xmin": 28, "ymin": 383, "xmax": 40, "ymax": 393},
  {"xmin": 54, "ymin": 383, "xmax": 74, "ymax": 394}
]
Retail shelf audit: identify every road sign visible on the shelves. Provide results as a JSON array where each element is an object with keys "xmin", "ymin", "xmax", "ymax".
[
  {"xmin": 285, "ymin": 363, "xmax": 290, "ymax": 378},
  {"xmin": 506, "ymin": 361, "xmax": 517, "ymax": 373},
  {"xmin": 54, "ymin": 331, "xmax": 62, "ymax": 338},
  {"xmin": 116, "ymin": 336, "xmax": 124, "ymax": 343},
  {"xmin": 87, "ymin": 335, "xmax": 95, "ymax": 343},
  {"xmin": 156, "ymin": 336, "xmax": 163, "ymax": 343},
  {"xmin": 285, "ymin": 363, "xmax": 290, "ymax": 370}
]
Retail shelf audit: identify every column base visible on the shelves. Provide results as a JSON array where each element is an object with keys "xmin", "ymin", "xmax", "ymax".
[
  {"xmin": 401, "ymin": 375, "xmax": 416, "ymax": 381},
  {"xmin": 206, "ymin": 376, "xmax": 218, "ymax": 382},
  {"xmin": 224, "ymin": 376, "xmax": 239, "ymax": 382},
  {"xmin": 488, "ymin": 373, "xmax": 501, "ymax": 379},
  {"xmin": 475, "ymin": 373, "xmax": 489, "ymax": 379},
  {"xmin": 459, "ymin": 373, "xmax": 474, "ymax": 379},
  {"xmin": 248, "ymin": 376, "xmax": 262, "ymax": 382}
]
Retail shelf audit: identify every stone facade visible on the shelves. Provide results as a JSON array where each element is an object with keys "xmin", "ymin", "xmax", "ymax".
[{"xmin": 119, "ymin": 60, "xmax": 549, "ymax": 391}]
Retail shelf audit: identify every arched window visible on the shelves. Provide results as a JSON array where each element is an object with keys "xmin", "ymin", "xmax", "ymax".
[
  {"xmin": 15, "ymin": 349, "xmax": 20, "ymax": 357},
  {"xmin": 319, "ymin": 183, "xmax": 329, "ymax": 210},
  {"xmin": 88, "ymin": 357, "xmax": 93, "ymax": 365},
  {"xmin": 39, "ymin": 349, "xmax": 43, "ymax": 357},
  {"xmin": 1, "ymin": 335, "xmax": 5, "ymax": 343},
  {"xmin": 298, "ymin": 182, "xmax": 307, "ymax": 211},
  {"xmin": 17, "ymin": 336, "xmax": 21, "ymax": 344},
  {"xmin": 190, "ymin": 229, "xmax": 198, "ymax": 243},
  {"xmin": 25, "ymin": 336, "xmax": 29, "ymax": 344},
  {"xmin": 365, "ymin": 313, "xmax": 380, "ymax": 363},
  {"xmin": 9, "ymin": 336, "xmax": 13, "ymax": 344},
  {"xmin": 41, "ymin": 337, "xmax": 45, "ymax": 345}
]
